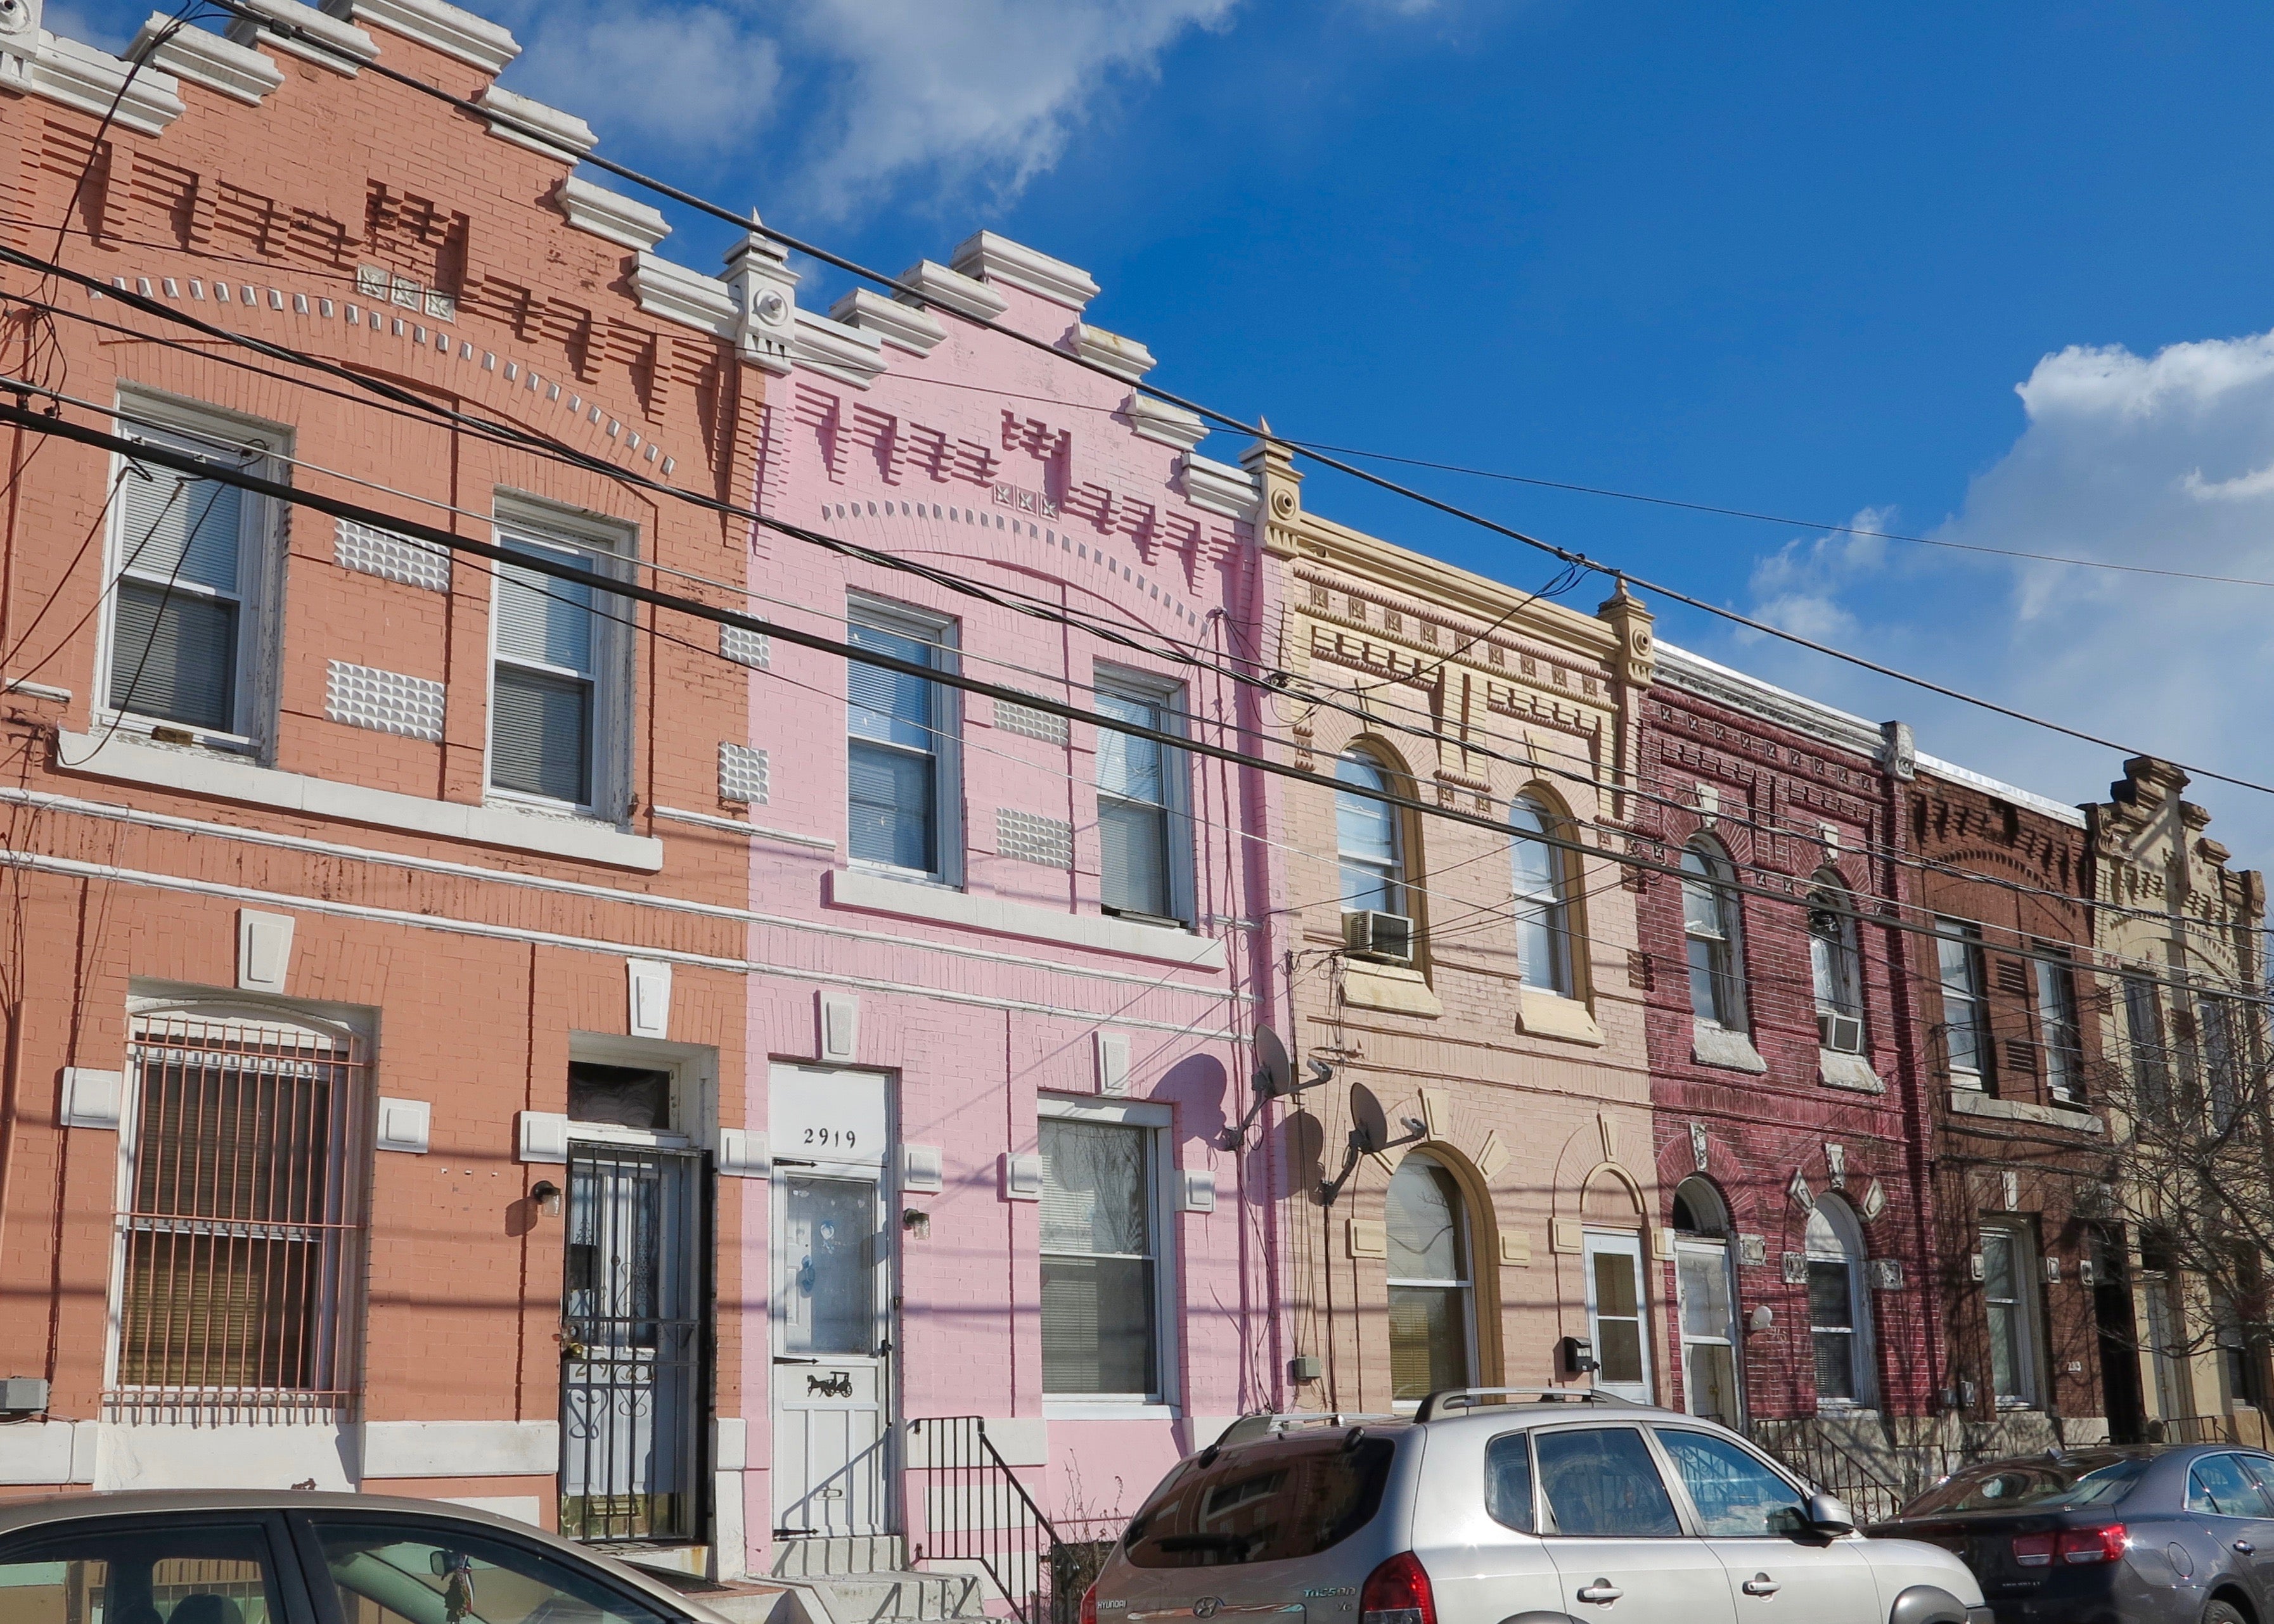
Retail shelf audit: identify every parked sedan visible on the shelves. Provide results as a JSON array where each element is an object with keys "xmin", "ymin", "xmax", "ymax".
[
  {"xmin": 1871, "ymin": 1443, "xmax": 2274, "ymax": 1624},
  {"xmin": 0, "ymin": 1490, "xmax": 733, "ymax": 1624}
]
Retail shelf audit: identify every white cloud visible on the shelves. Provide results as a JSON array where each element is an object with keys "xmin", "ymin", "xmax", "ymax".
[
  {"xmin": 1737, "ymin": 509, "xmax": 1892, "ymax": 646},
  {"xmin": 491, "ymin": 4, "xmax": 781, "ymax": 155}
]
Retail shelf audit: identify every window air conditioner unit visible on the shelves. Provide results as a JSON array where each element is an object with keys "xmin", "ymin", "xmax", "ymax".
[
  {"xmin": 1818, "ymin": 1011, "xmax": 1865, "ymax": 1054},
  {"xmin": 1344, "ymin": 909, "xmax": 1415, "ymax": 964}
]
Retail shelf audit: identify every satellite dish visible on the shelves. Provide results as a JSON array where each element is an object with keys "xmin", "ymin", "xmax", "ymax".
[
  {"xmin": 1254, "ymin": 1025, "xmax": 1294, "ymax": 1098},
  {"xmin": 1349, "ymin": 1083, "xmax": 1391, "ymax": 1155}
]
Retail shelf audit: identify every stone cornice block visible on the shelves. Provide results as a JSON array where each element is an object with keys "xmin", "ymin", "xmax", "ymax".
[
  {"xmin": 791, "ymin": 308, "xmax": 887, "ymax": 390},
  {"xmin": 477, "ymin": 83, "xmax": 596, "ymax": 162},
  {"xmin": 1122, "ymin": 392, "xmax": 1205, "ymax": 451},
  {"xmin": 132, "ymin": 16, "xmax": 282, "ymax": 104},
  {"xmin": 1179, "ymin": 451, "xmax": 1260, "ymax": 521},
  {"xmin": 894, "ymin": 259, "xmax": 1006, "ymax": 323},
  {"xmin": 830, "ymin": 287, "xmax": 945, "ymax": 356},
  {"xmin": 556, "ymin": 176, "xmax": 669, "ymax": 252},
  {"xmin": 1072, "ymin": 323, "xmax": 1154, "ymax": 381},
  {"xmin": 335, "ymin": 0, "xmax": 517, "ymax": 73},
  {"xmin": 631, "ymin": 252, "xmax": 737, "ymax": 341},
  {"xmin": 225, "ymin": 0, "xmax": 375, "ymax": 74},
  {"xmin": 949, "ymin": 230, "xmax": 1099, "ymax": 311},
  {"xmin": 23, "ymin": 32, "xmax": 184, "ymax": 134}
]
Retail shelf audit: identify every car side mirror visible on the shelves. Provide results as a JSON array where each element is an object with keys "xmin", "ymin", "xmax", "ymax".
[{"xmin": 1806, "ymin": 1492, "xmax": 1856, "ymax": 1535}]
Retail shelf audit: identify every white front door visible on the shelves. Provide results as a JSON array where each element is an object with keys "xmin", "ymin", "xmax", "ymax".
[
  {"xmin": 1676, "ymin": 1238, "xmax": 1743, "ymax": 1428},
  {"xmin": 1583, "ymin": 1231, "xmax": 1653, "ymax": 1402},
  {"xmin": 770, "ymin": 1066, "xmax": 894, "ymax": 1539}
]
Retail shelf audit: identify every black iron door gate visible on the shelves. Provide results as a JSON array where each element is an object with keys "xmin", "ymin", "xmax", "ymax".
[{"xmin": 560, "ymin": 1142, "xmax": 705, "ymax": 1542}]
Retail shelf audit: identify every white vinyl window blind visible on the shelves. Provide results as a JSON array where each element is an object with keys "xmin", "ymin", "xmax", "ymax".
[
  {"xmin": 489, "ymin": 520, "xmax": 626, "ymax": 811},
  {"xmin": 1039, "ymin": 1116, "xmax": 1159, "ymax": 1397},
  {"xmin": 108, "ymin": 421, "xmax": 267, "ymax": 736},
  {"xmin": 1095, "ymin": 674, "xmax": 1186, "ymax": 923}
]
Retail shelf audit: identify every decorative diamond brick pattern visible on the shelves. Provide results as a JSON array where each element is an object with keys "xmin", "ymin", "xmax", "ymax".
[
  {"xmin": 325, "ymin": 662, "xmax": 445, "ymax": 741},
  {"xmin": 994, "ymin": 694, "xmax": 1068, "ymax": 745},
  {"xmin": 720, "ymin": 624, "xmax": 771, "ymax": 668},
  {"xmin": 996, "ymin": 807, "xmax": 1072, "ymax": 869},
  {"xmin": 334, "ymin": 517, "xmax": 451, "ymax": 592},
  {"xmin": 719, "ymin": 742, "xmax": 769, "ymax": 805}
]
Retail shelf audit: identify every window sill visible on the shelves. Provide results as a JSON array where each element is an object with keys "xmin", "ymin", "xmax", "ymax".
[
  {"xmin": 1516, "ymin": 987, "xmax": 1603, "ymax": 1046},
  {"xmin": 55, "ymin": 731, "xmax": 665, "ymax": 871},
  {"xmin": 1341, "ymin": 957, "xmax": 1443, "ymax": 1018},
  {"xmin": 1041, "ymin": 1400, "xmax": 1177, "ymax": 1422},
  {"xmin": 1948, "ymin": 1090, "xmax": 2105, "ymax": 1134},
  {"xmin": 1692, "ymin": 1021, "xmax": 1767, "ymax": 1074},
  {"xmin": 827, "ymin": 866, "xmax": 1226, "ymax": 971},
  {"xmin": 1818, "ymin": 1049, "xmax": 1885, "ymax": 1094}
]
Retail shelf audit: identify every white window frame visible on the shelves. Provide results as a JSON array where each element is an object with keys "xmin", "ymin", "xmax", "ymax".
[
  {"xmin": 1335, "ymin": 748, "xmax": 1407, "ymax": 918},
  {"xmin": 1384, "ymin": 1151, "xmax": 1478, "ymax": 1409},
  {"xmin": 1804, "ymin": 1198, "xmax": 1878, "ymax": 1412},
  {"xmin": 1981, "ymin": 1219, "xmax": 2044, "ymax": 1410},
  {"xmin": 2034, "ymin": 950, "xmax": 2084, "ymax": 1104},
  {"xmin": 1037, "ymin": 1094, "xmax": 1177, "ymax": 1417},
  {"xmin": 1808, "ymin": 872, "xmax": 1864, "ymax": 1020},
  {"xmin": 1934, "ymin": 917, "xmax": 1992, "ymax": 1088},
  {"xmin": 1090, "ymin": 665, "xmax": 1193, "ymax": 927},
  {"xmin": 2197, "ymin": 994, "xmax": 2241, "ymax": 1132},
  {"xmin": 1681, "ymin": 840, "xmax": 1747, "ymax": 1031},
  {"xmin": 485, "ymin": 493, "xmax": 637, "ymax": 823},
  {"xmin": 563, "ymin": 1032, "xmax": 719, "ymax": 1154},
  {"xmin": 845, "ymin": 593, "xmax": 963, "ymax": 887},
  {"xmin": 96, "ymin": 390, "xmax": 290, "ymax": 758},
  {"xmin": 1581, "ymin": 1228, "xmax": 1653, "ymax": 1403},
  {"xmin": 1510, "ymin": 792, "xmax": 1576, "ymax": 997},
  {"xmin": 1671, "ymin": 1177, "xmax": 1744, "ymax": 1429}
]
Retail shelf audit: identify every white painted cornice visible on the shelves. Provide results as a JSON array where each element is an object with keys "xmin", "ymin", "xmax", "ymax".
[
  {"xmin": 476, "ymin": 83, "xmax": 596, "ymax": 161},
  {"xmin": 131, "ymin": 16, "xmax": 281, "ymax": 104},
  {"xmin": 1123, "ymin": 392, "xmax": 1205, "ymax": 452},
  {"xmin": 1179, "ymin": 451, "xmax": 1260, "ymax": 521},
  {"xmin": 1914, "ymin": 752, "xmax": 2087, "ymax": 829},
  {"xmin": 894, "ymin": 259, "xmax": 1006, "ymax": 323},
  {"xmin": 950, "ymin": 231, "xmax": 1099, "ymax": 311},
  {"xmin": 224, "ymin": 0, "xmax": 375, "ymax": 74},
  {"xmin": 1654, "ymin": 642, "xmax": 1886, "ymax": 764},
  {"xmin": 22, "ymin": 32, "xmax": 184, "ymax": 134},
  {"xmin": 830, "ymin": 288, "xmax": 946, "ymax": 356},
  {"xmin": 631, "ymin": 252, "xmax": 738, "ymax": 341},
  {"xmin": 1072, "ymin": 323, "xmax": 1155, "ymax": 382},
  {"xmin": 556, "ymin": 176, "xmax": 669, "ymax": 252},
  {"xmin": 792, "ymin": 308, "xmax": 886, "ymax": 390},
  {"xmin": 333, "ymin": 0, "xmax": 517, "ymax": 73}
]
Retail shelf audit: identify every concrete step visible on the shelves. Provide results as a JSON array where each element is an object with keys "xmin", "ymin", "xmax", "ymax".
[
  {"xmin": 771, "ymin": 1535, "xmax": 911, "ymax": 1579},
  {"xmin": 811, "ymin": 1568, "xmax": 987, "ymax": 1624}
]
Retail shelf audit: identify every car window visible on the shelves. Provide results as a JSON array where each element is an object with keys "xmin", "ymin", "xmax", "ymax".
[
  {"xmin": 1121, "ymin": 1433, "xmax": 1397, "ymax": 1568},
  {"xmin": 309, "ymin": 1519, "xmax": 679, "ymax": 1623},
  {"xmin": 1900, "ymin": 1453, "xmax": 2148, "ymax": 1516},
  {"xmin": 1534, "ymin": 1426, "xmax": 1683, "ymax": 1538},
  {"xmin": 0, "ymin": 1517, "xmax": 287, "ymax": 1623},
  {"xmin": 2189, "ymin": 1456, "xmax": 2274, "ymax": 1519},
  {"xmin": 1655, "ymin": 1429, "xmax": 1809, "ymax": 1537},
  {"xmin": 1485, "ymin": 1433, "xmax": 1536, "ymax": 1533},
  {"xmin": 2237, "ymin": 1457, "xmax": 2274, "ymax": 1501}
]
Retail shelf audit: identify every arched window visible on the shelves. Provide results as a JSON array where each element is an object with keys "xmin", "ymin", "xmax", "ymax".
[
  {"xmin": 1672, "ymin": 1177, "xmax": 1742, "ymax": 1428},
  {"xmin": 1681, "ymin": 840, "xmax": 1746, "ymax": 1028},
  {"xmin": 1510, "ymin": 794, "xmax": 1575, "ymax": 996},
  {"xmin": 1805, "ymin": 1198, "xmax": 1876, "ymax": 1409},
  {"xmin": 1336, "ymin": 750, "xmax": 1405, "ymax": 916},
  {"xmin": 1385, "ymin": 1154, "xmax": 1473, "ymax": 1402},
  {"xmin": 1808, "ymin": 871, "xmax": 1863, "ymax": 1021}
]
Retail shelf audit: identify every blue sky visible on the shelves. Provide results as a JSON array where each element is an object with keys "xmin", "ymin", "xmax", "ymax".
[{"xmin": 58, "ymin": 0, "xmax": 2274, "ymax": 861}]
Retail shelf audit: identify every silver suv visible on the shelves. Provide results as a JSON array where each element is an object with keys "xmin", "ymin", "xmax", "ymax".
[{"xmin": 1088, "ymin": 1390, "xmax": 1991, "ymax": 1624}]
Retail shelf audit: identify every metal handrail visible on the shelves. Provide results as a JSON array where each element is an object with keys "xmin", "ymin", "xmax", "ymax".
[{"xmin": 911, "ymin": 1416, "xmax": 1070, "ymax": 1624}]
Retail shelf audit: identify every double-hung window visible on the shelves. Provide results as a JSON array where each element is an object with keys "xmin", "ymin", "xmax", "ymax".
[
  {"xmin": 2199, "ymin": 995, "xmax": 2240, "ymax": 1132},
  {"xmin": 1335, "ymin": 751, "xmax": 1404, "ymax": 916},
  {"xmin": 1935, "ymin": 918, "xmax": 1991, "ymax": 1087},
  {"xmin": 489, "ymin": 504, "xmax": 633, "ymax": 815},
  {"xmin": 1804, "ymin": 1199, "xmax": 1875, "ymax": 1409},
  {"xmin": 1094, "ymin": 672, "xmax": 1188, "ymax": 923},
  {"xmin": 847, "ymin": 599, "xmax": 959, "ymax": 880},
  {"xmin": 105, "ymin": 404, "xmax": 283, "ymax": 746},
  {"xmin": 1681, "ymin": 840, "xmax": 1745, "ymax": 1028},
  {"xmin": 1808, "ymin": 874, "xmax": 1863, "ymax": 1020},
  {"xmin": 1510, "ymin": 794, "xmax": 1574, "ymax": 995},
  {"xmin": 1981, "ymin": 1221, "xmax": 2042, "ymax": 1409},
  {"xmin": 2035, "ymin": 951, "xmax": 2084, "ymax": 1104},
  {"xmin": 2124, "ymin": 977, "xmax": 2172, "ymax": 1121},
  {"xmin": 1039, "ymin": 1103, "xmax": 1164, "ymax": 1401}
]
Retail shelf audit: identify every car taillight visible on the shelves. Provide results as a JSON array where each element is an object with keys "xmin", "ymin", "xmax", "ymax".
[
  {"xmin": 1361, "ymin": 1552, "xmax": 1435, "ymax": 1624},
  {"xmin": 2057, "ymin": 1525, "xmax": 2129, "ymax": 1564},
  {"xmin": 2011, "ymin": 1533, "xmax": 2055, "ymax": 1568},
  {"xmin": 1081, "ymin": 1585, "xmax": 1098, "ymax": 1624}
]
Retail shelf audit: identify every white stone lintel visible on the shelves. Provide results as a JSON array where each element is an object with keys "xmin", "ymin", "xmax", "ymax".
[
  {"xmin": 556, "ymin": 176, "xmax": 670, "ymax": 252},
  {"xmin": 226, "ymin": 0, "xmax": 376, "ymax": 74},
  {"xmin": 1072, "ymin": 323, "xmax": 1155, "ymax": 382},
  {"xmin": 792, "ymin": 307, "xmax": 887, "ymax": 390},
  {"xmin": 831, "ymin": 287, "xmax": 946, "ymax": 356},
  {"xmin": 1124, "ymin": 392, "xmax": 1207, "ymax": 452},
  {"xmin": 337, "ymin": 0, "xmax": 518, "ymax": 74},
  {"xmin": 1179, "ymin": 451, "xmax": 1261, "ymax": 521},
  {"xmin": 476, "ymin": 83, "xmax": 596, "ymax": 161},
  {"xmin": 633, "ymin": 252, "xmax": 738, "ymax": 341},
  {"xmin": 22, "ymin": 33, "xmax": 185, "ymax": 134},
  {"xmin": 950, "ymin": 231, "xmax": 1100, "ymax": 311},
  {"xmin": 894, "ymin": 258, "xmax": 1008, "ymax": 323},
  {"xmin": 132, "ymin": 16, "xmax": 282, "ymax": 105}
]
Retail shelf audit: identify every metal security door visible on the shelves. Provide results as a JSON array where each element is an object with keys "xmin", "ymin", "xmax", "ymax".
[
  {"xmin": 772, "ymin": 1171, "xmax": 890, "ymax": 1537},
  {"xmin": 560, "ymin": 1143, "xmax": 705, "ymax": 1542}
]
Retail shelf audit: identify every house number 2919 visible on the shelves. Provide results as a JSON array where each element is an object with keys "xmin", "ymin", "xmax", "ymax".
[{"xmin": 803, "ymin": 1127, "xmax": 858, "ymax": 1149}]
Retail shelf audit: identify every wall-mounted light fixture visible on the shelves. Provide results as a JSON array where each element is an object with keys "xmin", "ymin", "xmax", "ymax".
[
  {"xmin": 902, "ymin": 1208, "xmax": 931, "ymax": 1240},
  {"xmin": 530, "ymin": 1179, "xmax": 563, "ymax": 1218}
]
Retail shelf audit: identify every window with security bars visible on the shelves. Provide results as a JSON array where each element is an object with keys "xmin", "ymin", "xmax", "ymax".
[
  {"xmin": 1095, "ymin": 674, "xmax": 1187, "ymax": 923},
  {"xmin": 107, "ymin": 416, "xmax": 273, "ymax": 738},
  {"xmin": 110, "ymin": 1014, "xmax": 368, "ymax": 1418},
  {"xmin": 847, "ymin": 601, "xmax": 958, "ymax": 879},
  {"xmin": 490, "ymin": 521, "xmax": 628, "ymax": 811},
  {"xmin": 1039, "ymin": 1116, "xmax": 1158, "ymax": 1397}
]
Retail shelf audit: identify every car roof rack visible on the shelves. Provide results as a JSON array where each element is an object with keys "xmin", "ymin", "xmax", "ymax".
[
  {"xmin": 1211, "ymin": 1411, "xmax": 1401, "ymax": 1447},
  {"xmin": 1413, "ymin": 1387, "xmax": 1645, "ymax": 1421}
]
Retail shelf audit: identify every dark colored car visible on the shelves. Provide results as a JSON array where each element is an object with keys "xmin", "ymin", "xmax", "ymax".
[{"xmin": 1871, "ymin": 1443, "xmax": 2274, "ymax": 1624}]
